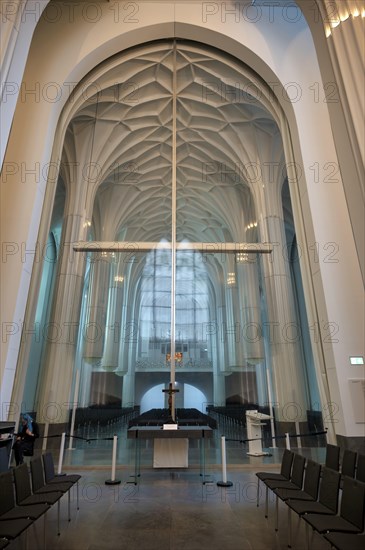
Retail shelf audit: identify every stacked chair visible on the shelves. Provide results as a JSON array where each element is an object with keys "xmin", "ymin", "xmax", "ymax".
[
  {"xmin": 255, "ymin": 444, "xmax": 365, "ymax": 549},
  {"xmin": 256, "ymin": 449, "xmax": 294, "ymax": 515},
  {"xmin": 303, "ymin": 476, "xmax": 365, "ymax": 549},
  {"xmin": 43, "ymin": 452, "xmax": 81, "ymax": 511},
  {"xmin": 0, "ymin": 452, "xmax": 81, "ymax": 549},
  {"xmin": 356, "ymin": 452, "xmax": 365, "ymax": 482},
  {"xmin": 325, "ymin": 444, "xmax": 340, "ymax": 471},
  {"xmin": 274, "ymin": 458, "xmax": 322, "ymax": 535},
  {"xmin": 324, "ymin": 532, "xmax": 365, "ymax": 550},
  {"xmin": 0, "ymin": 469, "xmax": 49, "ymax": 548},
  {"xmin": 14, "ymin": 463, "xmax": 64, "ymax": 536},
  {"xmin": 322, "ymin": 452, "xmax": 365, "ymax": 550},
  {"xmin": 286, "ymin": 466, "xmax": 341, "ymax": 548},
  {"xmin": 31, "ymin": 456, "xmax": 75, "ymax": 523},
  {"xmin": 264, "ymin": 453, "xmax": 306, "ymax": 524}
]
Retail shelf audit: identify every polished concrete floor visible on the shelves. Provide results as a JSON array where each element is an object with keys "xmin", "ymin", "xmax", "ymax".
[
  {"xmin": 44, "ymin": 467, "xmax": 331, "ymax": 550},
  {"xmin": 7, "ymin": 462, "xmax": 332, "ymax": 550}
]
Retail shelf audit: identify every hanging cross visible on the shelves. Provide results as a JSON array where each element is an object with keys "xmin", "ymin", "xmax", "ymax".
[{"xmin": 162, "ymin": 382, "xmax": 180, "ymax": 422}]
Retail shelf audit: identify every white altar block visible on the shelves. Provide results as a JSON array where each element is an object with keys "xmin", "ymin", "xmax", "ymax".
[{"xmin": 153, "ymin": 438, "xmax": 189, "ymax": 468}]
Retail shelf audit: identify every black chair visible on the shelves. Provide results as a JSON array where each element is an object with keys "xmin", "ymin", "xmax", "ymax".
[
  {"xmin": 263, "ymin": 453, "xmax": 306, "ymax": 524},
  {"xmin": 30, "ymin": 457, "xmax": 74, "ymax": 522},
  {"xmin": 0, "ymin": 470, "xmax": 49, "ymax": 548},
  {"xmin": 0, "ymin": 538, "xmax": 9, "ymax": 549},
  {"xmin": 340, "ymin": 449, "xmax": 357, "ymax": 480},
  {"xmin": 325, "ymin": 444, "xmax": 340, "ymax": 471},
  {"xmin": 303, "ymin": 477, "xmax": 365, "ymax": 550},
  {"xmin": 286, "ymin": 466, "xmax": 341, "ymax": 548},
  {"xmin": 274, "ymin": 459, "xmax": 321, "ymax": 503},
  {"xmin": 0, "ymin": 519, "xmax": 32, "ymax": 546},
  {"xmin": 42, "ymin": 452, "xmax": 80, "ymax": 510},
  {"xmin": 14, "ymin": 463, "xmax": 63, "ymax": 536},
  {"xmin": 256, "ymin": 449, "xmax": 294, "ymax": 508},
  {"xmin": 274, "ymin": 459, "xmax": 321, "ymax": 533},
  {"xmin": 355, "ymin": 453, "xmax": 365, "ymax": 482},
  {"xmin": 324, "ymin": 532, "xmax": 365, "ymax": 550},
  {"xmin": 261, "ymin": 453, "xmax": 306, "ymax": 530}
]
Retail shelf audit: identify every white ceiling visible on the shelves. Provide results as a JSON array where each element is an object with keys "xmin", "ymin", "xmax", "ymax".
[{"xmin": 62, "ymin": 41, "xmax": 284, "ymax": 244}]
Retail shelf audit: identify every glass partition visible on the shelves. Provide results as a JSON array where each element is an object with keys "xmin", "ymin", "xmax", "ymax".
[{"xmin": 26, "ymin": 40, "xmax": 325, "ymax": 472}]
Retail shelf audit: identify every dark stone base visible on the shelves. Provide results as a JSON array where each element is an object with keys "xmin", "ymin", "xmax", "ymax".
[
  {"xmin": 36, "ymin": 422, "xmax": 68, "ymax": 450},
  {"xmin": 336, "ymin": 434, "xmax": 365, "ymax": 454},
  {"xmin": 273, "ymin": 421, "xmax": 325, "ymax": 448}
]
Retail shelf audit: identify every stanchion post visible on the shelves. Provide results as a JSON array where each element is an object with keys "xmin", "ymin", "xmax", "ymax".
[
  {"xmin": 42, "ymin": 422, "xmax": 49, "ymax": 452},
  {"xmin": 105, "ymin": 434, "xmax": 121, "ymax": 485},
  {"xmin": 285, "ymin": 432, "xmax": 290, "ymax": 450},
  {"xmin": 295, "ymin": 421, "xmax": 302, "ymax": 449},
  {"xmin": 217, "ymin": 435, "xmax": 233, "ymax": 487},
  {"xmin": 68, "ymin": 369, "xmax": 80, "ymax": 451},
  {"xmin": 57, "ymin": 432, "xmax": 66, "ymax": 475}
]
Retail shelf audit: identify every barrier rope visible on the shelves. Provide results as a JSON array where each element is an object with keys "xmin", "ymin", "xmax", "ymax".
[
  {"xmin": 20, "ymin": 433, "xmax": 116, "ymax": 443},
  {"xmin": 13, "ymin": 428, "xmax": 327, "ymax": 445},
  {"xmin": 225, "ymin": 429, "xmax": 328, "ymax": 444}
]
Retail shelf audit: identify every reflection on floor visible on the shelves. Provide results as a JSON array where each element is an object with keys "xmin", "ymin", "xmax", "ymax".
[{"xmin": 6, "ymin": 418, "xmax": 331, "ymax": 549}]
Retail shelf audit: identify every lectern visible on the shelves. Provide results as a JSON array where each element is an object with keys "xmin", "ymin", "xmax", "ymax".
[{"xmin": 246, "ymin": 410, "xmax": 272, "ymax": 456}]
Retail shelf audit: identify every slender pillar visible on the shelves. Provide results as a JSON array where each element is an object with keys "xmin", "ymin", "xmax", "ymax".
[
  {"xmin": 83, "ymin": 255, "xmax": 110, "ymax": 360},
  {"xmin": 101, "ymin": 260, "xmax": 124, "ymax": 370},
  {"xmin": 36, "ymin": 210, "xmax": 89, "ymax": 423},
  {"xmin": 222, "ymin": 257, "xmax": 239, "ymax": 368},
  {"xmin": 237, "ymin": 255, "xmax": 264, "ymax": 363},
  {"xmin": 259, "ymin": 212, "xmax": 309, "ymax": 421},
  {"xmin": 254, "ymin": 151, "xmax": 309, "ymax": 422}
]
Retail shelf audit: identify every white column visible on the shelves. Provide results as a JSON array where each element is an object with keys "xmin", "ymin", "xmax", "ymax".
[
  {"xmin": 101, "ymin": 259, "xmax": 124, "ymax": 370},
  {"xmin": 0, "ymin": 1, "xmax": 50, "ymax": 168},
  {"xmin": 222, "ymin": 257, "xmax": 239, "ymax": 369},
  {"xmin": 79, "ymin": 360, "xmax": 93, "ymax": 408},
  {"xmin": 259, "ymin": 213, "xmax": 309, "ymax": 422},
  {"xmin": 237, "ymin": 256, "xmax": 264, "ymax": 363},
  {"xmin": 216, "ymin": 304, "xmax": 228, "ymax": 374},
  {"xmin": 322, "ymin": 1, "xmax": 364, "ymax": 168},
  {"xmin": 36, "ymin": 211, "xmax": 89, "ymax": 422},
  {"xmin": 83, "ymin": 256, "xmax": 110, "ymax": 361},
  {"xmin": 120, "ymin": 263, "xmax": 138, "ymax": 406}
]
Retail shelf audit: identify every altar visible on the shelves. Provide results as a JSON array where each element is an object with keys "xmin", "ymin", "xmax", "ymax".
[{"xmin": 127, "ymin": 425, "xmax": 213, "ymax": 483}]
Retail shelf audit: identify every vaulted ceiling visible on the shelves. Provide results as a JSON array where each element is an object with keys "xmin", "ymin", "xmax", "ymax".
[{"xmin": 61, "ymin": 41, "xmax": 285, "ymax": 245}]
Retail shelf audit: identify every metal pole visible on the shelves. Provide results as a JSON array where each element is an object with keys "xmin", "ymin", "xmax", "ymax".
[
  {"xmin": 295, "ymin": 421, "xmax": 302, "ymax": 449},
  {"xmin": 170, "ymin": 40, "xmax": 177, "ymax": 420},
  {"xmin": 105, "ymin": 434, "xmax": 121, "ymax": 485},
  {"xmin": 217, "ymin": 435, "xmax": 233, "ymax": 487},
  {"xmin": 57, "ymin": 432, "xmax": 66, "ymax": 475},
  {"xmin": 68, "ymin": 369, "xmax": 80, "ymax": 450},
  {"xmin": 42, "ymin": 422, "xmax": 49, "ymax": 451}
]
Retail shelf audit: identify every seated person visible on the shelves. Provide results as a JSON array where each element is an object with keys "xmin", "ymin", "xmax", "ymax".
[{"xmin": 12, "ymin": 413, "xmax": 39, "ymax": 465}]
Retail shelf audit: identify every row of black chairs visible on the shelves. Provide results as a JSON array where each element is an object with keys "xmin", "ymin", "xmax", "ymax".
[
  {"xmin": 0, "ymin": 452, "xmax": 80, "ymax": 549},
  {"xmin": 256, "ymin": 447, "xmax": 365, "ymax": 549}
]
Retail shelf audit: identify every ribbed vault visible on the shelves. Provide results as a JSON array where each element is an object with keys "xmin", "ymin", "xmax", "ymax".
[{"xmin": 62, "ymin": 40, "xmax": 284, "ymax": 244}]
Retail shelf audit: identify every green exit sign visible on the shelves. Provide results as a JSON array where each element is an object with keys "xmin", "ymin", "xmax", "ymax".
[{"xmin": 350, "ymin": 357, "xmax": 364, "ymax": 365}]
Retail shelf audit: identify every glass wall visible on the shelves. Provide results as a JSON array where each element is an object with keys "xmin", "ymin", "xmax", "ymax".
[{"xmin": 23, "ymin": 41, "xmax": 325, "ymax": 468}]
